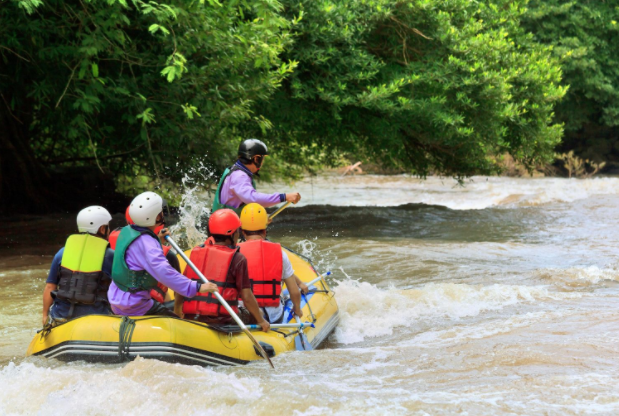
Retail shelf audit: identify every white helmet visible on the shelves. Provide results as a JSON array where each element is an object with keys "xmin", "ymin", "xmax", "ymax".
[
  {"xmin": 129, "ymin": 191, "xmax": 163, "ymax": 227},
  {"xmin": 77, "ymin": 206, "xmax": 112, "ymax": 234}
]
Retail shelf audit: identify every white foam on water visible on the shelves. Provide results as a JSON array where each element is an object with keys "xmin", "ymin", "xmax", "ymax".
[
  {"xmin": 401, "ymin": 309, "xmax": 576, "ymax": 349},
  {"xmin": 537, "ymin": 265, "xmax": 619, "ymax": 289},
  {"xmin": 261, "ymin": 175, "xmax": 619, "ymax": 210},
  {"xmin": 333, "ymin": 279, "xmax": 581, "ymax": 344},
  {"xmin": 0, "ymin": 358, "xmax": 263, "ymax": 416}
]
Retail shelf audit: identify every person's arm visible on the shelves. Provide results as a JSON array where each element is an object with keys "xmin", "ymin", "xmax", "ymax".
[
  {"xmin": 240, "ymin": 289, "xmax": 269, "ymax": 332},
  {"xmin": 43, "ymin": 248, "xmax": 64, "ymax": 326},
  {"xmin": 281, "ymin": 251, "xmax": 303, "ymax": 317},
  {"xmin": 284, "ymin": 276, "xmax": 303, "ymax": 318},
  {"xmin": 230, "ymin": 171, "xmax": 285, "ymax": 208},
  {"xmin": 42, "ymin": 283, "xmax": 56, "ymax": 326},
  {"xmin": 133, "ymin": 237, "xmax": 217, "ymax": 297},
  {"xmin": 295, "ymin": 275, "xmax": 309, "ymax": 294}
]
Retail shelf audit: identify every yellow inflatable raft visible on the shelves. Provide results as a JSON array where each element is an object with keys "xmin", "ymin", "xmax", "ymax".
[{"xmin": 26, "ymin": 248, "xmax": 338, "ymax": 366}]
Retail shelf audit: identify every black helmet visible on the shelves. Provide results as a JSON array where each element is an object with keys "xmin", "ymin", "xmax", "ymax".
[{"xmin": 238, "ymin": 139, "xmax": 269, "ymax": 160}]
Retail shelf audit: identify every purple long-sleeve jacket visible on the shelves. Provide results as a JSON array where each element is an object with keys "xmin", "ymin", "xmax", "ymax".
[
  {"xmin": 220, "ymin": 162, "xmax": 285, "ymax": 209},
  {"xmin": 107, "ymin": 234, "xmax": 199, "ymax": 316}
]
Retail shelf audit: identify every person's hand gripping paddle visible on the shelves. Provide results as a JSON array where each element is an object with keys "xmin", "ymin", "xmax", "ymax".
[{"xmin": 165, "ymin": 236, "xmax": 275, "ymax": 369}]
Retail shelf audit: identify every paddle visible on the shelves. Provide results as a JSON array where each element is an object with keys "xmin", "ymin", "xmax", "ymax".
[
  {"xmin": 248, "ymin": 322, "xmax": 315, "ymax": 330},
  {"xmin": 268, "ymin": 202, "xmax": 291, "ymax": 220},
  {"xmin": 165, "ymin": 236, "xmax": 275, "ymax": 368},
  {"xmin": 294, "ymin": 316, "xmax": 313, "ymax": 351},
  {"xmin": 306, "ymin": 271, "xmax": 332, "ymax": 288}
]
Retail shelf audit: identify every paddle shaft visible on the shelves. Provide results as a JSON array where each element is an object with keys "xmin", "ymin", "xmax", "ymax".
[
  {"xmin": 307, "ymin": 271, "xmax": 331, "ymax": 288},
  {"xmin": 165, "ymin": 236, "xmax": 274, "ymax": 368},
  {"xmin": 268, "ymin": 202, "xmax": 291, "ymax": 220},
  {"xmin": 248, "ymin": 322, "xmax": 314, "ymax": 330}
]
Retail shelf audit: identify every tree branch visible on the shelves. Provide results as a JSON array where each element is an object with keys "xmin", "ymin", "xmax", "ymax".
[{"xmin": 55, "ymin": 61, "xmax": 79, "ymax": 109}]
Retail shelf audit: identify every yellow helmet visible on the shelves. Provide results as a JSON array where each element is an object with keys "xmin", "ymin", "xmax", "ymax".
[{"xmin": 240, "ymin": 203, "xmax": 268, "ymax": 231}]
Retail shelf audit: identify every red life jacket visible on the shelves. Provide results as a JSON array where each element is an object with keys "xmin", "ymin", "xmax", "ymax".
[
  {"xmin": 182, "ymin": 239, "xmax": 239, "ymax": 317},
  {"xmin": 109, "ymin": 228, "xmax": 170, "ymax": 303},
  {"xmin": 109, "ymin": 228, "xmax": 122, "ymax": 250},
  {"xmin": 238, "ymin": 240, "xmax": 283, "ymax": 307}
]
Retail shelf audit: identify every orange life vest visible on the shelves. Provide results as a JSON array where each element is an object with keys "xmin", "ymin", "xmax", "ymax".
[
  {"xmin": 238, "ymin": 240, "xmax": 283, "ymax": 307},
  {"xmin": 182, "ymin": 239, "xmax": 239, "ymax": 317},
  {"xmin": 109, "ymin": 228, "xmax": 122, "ymax": 250},
  {"xmin": 109, "ymin": 228, "xmax": 170, "ymax": 303}
]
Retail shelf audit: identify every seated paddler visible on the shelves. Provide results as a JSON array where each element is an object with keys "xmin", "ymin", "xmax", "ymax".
[
  {"xmin": 109, "ymin": 205, "xmax": 178, "ymax": 304},
  {"xmin": 174, "ymin": 209, "xmax": 270, "ymax": 332},
  {"xmin": 239, "ymin": 203, "xmax": 308, "ymax": 324},
  {"xmin": 108, "ymin": 191, "xmax": 217, "ymax": 317},
  {"xmin": 42, "ymin": 206, "xmax": 114, "ymax": 327},
  {"xmin": 211, "ymin": 138, "xmax": 302, "ymax": 214}
]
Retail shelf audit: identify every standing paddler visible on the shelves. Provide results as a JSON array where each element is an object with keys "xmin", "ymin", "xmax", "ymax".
[{"xmin": 212, "ymin": 139, "xmax": 302, "ymax": 214}]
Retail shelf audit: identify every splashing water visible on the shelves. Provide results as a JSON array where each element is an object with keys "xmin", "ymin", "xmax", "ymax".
[
  {"xmin": 169, "ymin": 162, "xmax": 217, "ymax": 248},
  {"xmin": 292, "ymin": 238, "xmax": 338, "ymax": 274}
]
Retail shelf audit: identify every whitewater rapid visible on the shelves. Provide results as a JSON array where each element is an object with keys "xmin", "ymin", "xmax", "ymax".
[
  {"xmin": 2, "ymin": 174, "xmax": 619, "ymax": 415},
  {"xmin": 262, "ymin": 175, "xmax": 619, "ymax": 210}
]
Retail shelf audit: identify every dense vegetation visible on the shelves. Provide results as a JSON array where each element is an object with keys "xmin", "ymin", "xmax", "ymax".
[
  {"xmin": 264, "ymin": 0, "xmax": 565, "ymax": 177},
  {"xmin": 0, "ymin": 0, "xmax": 612, "ymax": 212},
  {"xmin": 522, "ymin": 1, "xmax": 619, "ymax": 164}
]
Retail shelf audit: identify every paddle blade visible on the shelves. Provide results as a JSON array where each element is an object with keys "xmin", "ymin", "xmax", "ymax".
[
  {"xmin": 243, "ymin": 327, "xmax": 275, "ymax": 368},
  {"xmin": 294, "ymin": 331, "xmax": 313, "ymax": 351},
  {"xmin": 294, "ymin": 316, "xmax": 313, "ymax": 351}
]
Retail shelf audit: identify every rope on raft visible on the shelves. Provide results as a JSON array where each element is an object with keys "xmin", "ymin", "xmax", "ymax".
[{"xmin": 118, "ymin": 316, "xmax": 136, "ymax": 362}]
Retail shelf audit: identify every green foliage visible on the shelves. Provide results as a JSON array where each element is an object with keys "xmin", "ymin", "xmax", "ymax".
[
  {"xmin": 1, "ymin": 0, "xmax": 294, "ymax": 192},
  {"xmin": 521, "ymin": 1, "xmax": 619, "ymax": 165},
  {"xmin": 1, "ymin": 0, "xmax": 570, "ymax": 207},
  {"xmin": 522, "ymin": 1, "xmax": 619, "ymax": 132},
  {"xmin": 258, "ymin": 0, "xmax": 566, "ymax": 177}
]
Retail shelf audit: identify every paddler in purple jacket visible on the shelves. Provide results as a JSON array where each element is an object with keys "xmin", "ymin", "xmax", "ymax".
[
  {"xmin": 108, "ymin": 191, "xmax": 218, "ymax": 316},
  {"xmin": 212, "ymin": 139, "xmax": 302, "ymax": 214}
]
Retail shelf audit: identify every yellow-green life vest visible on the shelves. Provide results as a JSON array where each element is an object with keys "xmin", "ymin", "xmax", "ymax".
[{"xmin": 56, "ymin": 233, "xmax": 110, "ymax": 305}]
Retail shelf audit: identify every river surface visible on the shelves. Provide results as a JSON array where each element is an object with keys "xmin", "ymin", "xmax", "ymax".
[{"xmin": 2, "ymin": 175, "xmax": 619, "ymax": 415}]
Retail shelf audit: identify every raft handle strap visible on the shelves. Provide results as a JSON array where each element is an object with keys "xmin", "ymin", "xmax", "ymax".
[{"xmin": 118, "ymin": 316, "xmax": 136, "ymax": 362}]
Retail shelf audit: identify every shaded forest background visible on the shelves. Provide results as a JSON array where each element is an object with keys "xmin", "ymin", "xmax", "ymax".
[{"xmin": 1, "ymin": 0, "xmax": 617, "ymax": 213}]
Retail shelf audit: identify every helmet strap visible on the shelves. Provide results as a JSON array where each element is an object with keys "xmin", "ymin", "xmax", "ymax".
[
  {"xmin": 155, "ymin": 212, "xmax": 166, "ymax": 227},
  {"xmin": 253, "ymin": 155, "xmax": 264, "ymax": 170}
]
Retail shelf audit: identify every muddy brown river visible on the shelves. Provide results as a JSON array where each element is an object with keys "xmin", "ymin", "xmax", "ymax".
[{"xmin": 2, "ymin": 175, "xmax": 619, "ymax": 415}]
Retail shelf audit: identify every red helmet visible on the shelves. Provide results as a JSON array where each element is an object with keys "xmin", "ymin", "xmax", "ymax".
[
  {"xmin": 208, "ymin": 209, "xmax": 242, "ymax": 236},
  {"xmin": 125, "ymin": 206, "xmax": 135, "ymax": 225}
]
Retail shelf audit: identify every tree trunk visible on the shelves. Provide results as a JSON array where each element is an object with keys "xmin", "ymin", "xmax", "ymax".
[{"xmin": 0, "ymin": 102, "xmax": 53, "ymax": 214}]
